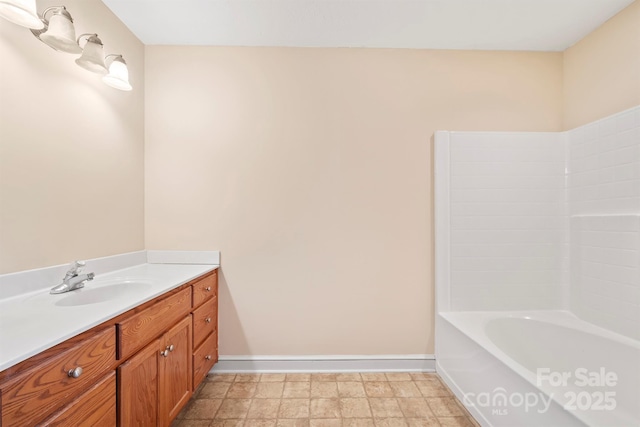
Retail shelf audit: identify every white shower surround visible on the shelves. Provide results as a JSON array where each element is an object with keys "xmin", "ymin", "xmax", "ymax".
[{"xmin": 435, "ymin": 106, "xmax": 640, "ymax": 427}]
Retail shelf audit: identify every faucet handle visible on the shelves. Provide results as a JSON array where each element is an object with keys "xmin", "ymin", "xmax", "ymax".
[{"xmin": 68, "ymin": 260, "xmax": 85, "ymax": 275}]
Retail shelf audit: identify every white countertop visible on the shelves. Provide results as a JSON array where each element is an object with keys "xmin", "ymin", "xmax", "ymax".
[{"xmin": 0, "ymin": 263, "xmax": 218, "ymax": 372}]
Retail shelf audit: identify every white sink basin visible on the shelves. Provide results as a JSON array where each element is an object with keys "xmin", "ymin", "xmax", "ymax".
[{"xmin": 55, "ymin": 281, "xmax": 153, "ymax": 306}]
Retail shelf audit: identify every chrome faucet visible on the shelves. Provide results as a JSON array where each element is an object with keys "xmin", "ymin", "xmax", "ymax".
[{"xmin": 50, "ymin": 260, "xmax": 95, "ymax": 294}]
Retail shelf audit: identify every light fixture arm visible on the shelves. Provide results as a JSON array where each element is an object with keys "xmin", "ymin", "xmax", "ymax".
[
  {"xmin": 77, "ymin": 33, "xmax": 102, "ymax": 46},
  {"xmin": 40, "ymin": 6, "xmax": 73, "ymax": 22}
]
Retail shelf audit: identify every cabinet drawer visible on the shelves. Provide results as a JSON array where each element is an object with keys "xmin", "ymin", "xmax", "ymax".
[
  {"xmin": 193, "ymin": 330, "xmax": 218, "ymax": 389},
  {"xmin": 1, "ymin": 327, "xmax": 116, "ymax": 427},
  {"xmin": 118, "ymin": 287, "xmax": 191, "ymax": 359},
  {"xmin": 192, "ymin": 296, "xmax": 217, "ymax": 348},
  {"xmin": 192, "ymin": 271, "xmax": 217, "ymax": 308},
  {"xmin": 43, "ymin": 371, "xmax": 116, "ymax": 427}
]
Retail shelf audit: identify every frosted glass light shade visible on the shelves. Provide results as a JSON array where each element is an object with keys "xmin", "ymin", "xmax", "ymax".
[
  {"xmin": 37, "ymin": 7, "xmax": 81, "ymax": 53},
  {"xmin": 103, "ymin": 56, "xmax": 132, "ymax": 91},
  {"xmin": 0, "ymin": 0, "xmax": 43, "ymax": 29},
  {"xmin": 75, "ymin": 34, "xmax": 107, "ymax": 74}
]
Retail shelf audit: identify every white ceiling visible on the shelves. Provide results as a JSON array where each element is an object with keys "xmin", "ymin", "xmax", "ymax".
[{"xmin": 100, "ymin": 0, "xmax": 635, "ymax": 51}]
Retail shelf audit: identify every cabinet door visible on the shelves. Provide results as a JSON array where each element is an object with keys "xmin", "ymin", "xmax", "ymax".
[
  {"xmin": 118, "ymin": 338, "xmax": 160, "ymax": 427},
  {"xmin": 159, "ymin": 315, "xmax": 193, "ymax": 426}
]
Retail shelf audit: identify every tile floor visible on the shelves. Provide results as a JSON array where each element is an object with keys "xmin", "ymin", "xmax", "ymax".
[{"xmin": 173, "ymin": 372, "xmax": 480, "ymax": 427}]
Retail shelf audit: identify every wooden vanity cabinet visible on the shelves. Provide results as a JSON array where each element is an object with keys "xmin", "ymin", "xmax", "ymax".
[
  {"xmin": 0, "ymin": 268, "xmax": 218, "ymax": 427},
  {"xmin": 118, "ymin": 315, "xmax": 193, "ymax": 427},
  {"xmin": 45, "ymin": 371, "xmax": 116, "ymax": 427},
  {"xmin": 191, "ymin": 270, "xmax": 219, "ymax": 390}
]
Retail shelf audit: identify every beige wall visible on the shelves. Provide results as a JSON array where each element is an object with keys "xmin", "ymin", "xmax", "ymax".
[
  {"xmin": 145, "ymin": 47, "xmax": 563, "ymax": 355},
  {"xmin": 0, "ymin": 0, "xmax": 145, "ymax": 273},
  {"xmin": 563, "ymin": 0, "xmax": 640, "ymax": 129}
]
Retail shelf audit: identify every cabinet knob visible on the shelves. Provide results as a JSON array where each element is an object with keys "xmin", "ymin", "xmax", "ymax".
[
  {"xmin": 205, "ymin": 287, "xmax": 211, "ymax": 292},
  {"xmin": 168, "ymin": 344, "xmax": 175, "ymax": 352},
  {"xmin": 160, "ymin": 349, "xmax": 169, "ymax": 357},
  {"xmin": 67, "ymin": 367, "xmax": 83, "ymax": 378},
  {"xmin": 205, "ymin": 355, "xmax": 212, "ymax": 361},
  {"xmin": 205, "ymin": 317, "xmax": 211, "ymax": 323}
]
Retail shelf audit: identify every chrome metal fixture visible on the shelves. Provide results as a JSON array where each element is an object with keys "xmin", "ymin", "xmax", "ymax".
[
  {"xmin": 50, "ymin": 260, "xmax": 95, "ymax": 294},
  {"xmin": 75, "ymin": 33, "xmax": 107, "ymax": 73},
  {"xmin": 30, "ymin": 6, "xmax": 81, "ymax": 53},
  {"xmin": 0, "ymin": 3, "xmax": 134, "ymax": 90}
]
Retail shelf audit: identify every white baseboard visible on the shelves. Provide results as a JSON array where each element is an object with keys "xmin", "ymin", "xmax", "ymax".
[{"xmin": 210, "ymin": 354, "xmax": 436, "ymax": 373}]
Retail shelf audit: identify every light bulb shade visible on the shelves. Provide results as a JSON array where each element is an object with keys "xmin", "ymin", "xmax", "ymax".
[
  {"xmin": 103, "ymin": 56, "xmax": 132, "ymax": 91},
  {"xmin": 36, "ymin": 7, "xmax": 81, "ymax": 53},
  {"xmin": 75, "ymin": 35, "xmax": 107, "ymax": 74},
  {"xmin": 0, "ymin": 0, "xmax": 43, "ymax": 29}
]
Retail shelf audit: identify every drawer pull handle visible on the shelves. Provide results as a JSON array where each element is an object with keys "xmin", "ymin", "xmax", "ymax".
[
  {"xmin": 205, "ymin": 287, "xmax": 211, "ymax": 292},
  {"xmin": 205, "ymin": 317, "xmax": 211, "ymax": 323},
  {"xmin": 160, "ymin": 349, "xmax": 169, "ymax": 357},
  {"xmin": 205, "ymin": 355, "xmax": 212, "ymax": 361},
  {"xmin": 67, "ymin": 367, "xmax": 83, "ymax": 378},
  {"xmin": 168, "ymin": 344, "xmax": 175, "ymax": 352}
]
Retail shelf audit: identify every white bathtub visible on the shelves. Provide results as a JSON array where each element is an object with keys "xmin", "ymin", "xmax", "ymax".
[{"xmin": 436, "ymin": 311, "xmax": 640, "ymax": 427}]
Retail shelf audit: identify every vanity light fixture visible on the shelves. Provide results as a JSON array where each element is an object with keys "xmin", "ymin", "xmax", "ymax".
[
  {"xmin": 0, "ymin": 0, "xmax": 42, "ymax": 29},
  {"xmin": 75, "ymin": 33, "xmax": 107, "ymax": 74},
  {"xmin": 30, "ymin": 6, "xmax": 82, "ymax": 54},
  {"xmin": 1, "ymin": 4, "xmax": 133, "ymax": 91},
  {"xmin": 102, "ymin": 54, "xmax": 132, "ymax": 91}
]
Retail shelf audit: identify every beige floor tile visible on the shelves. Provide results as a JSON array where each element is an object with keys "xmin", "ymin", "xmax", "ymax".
[
  {"xmin": 384, "ymin": 373, "xmax": 412, "ymax": 382},
  {"xmin": 183, "ymin": 399, "xmax": 223, "ymax": 419},
  {"xmin": 311, "ymin": 382, "xmax": 339, "ymax": 398},
  {"xmin": 368, "ymin": 398, "xmax": 403, "ymax": 418},
  {"xmin": 414, "ymin": 380, "xmax": 450, "ymax": 398},
  {"xmin": 360, "ymin": 373, "xmax": 387, "ymax": 382},
  {"xmin": 453, "ymin": 400, "xmax": 474, "ymax": 419},
  {"xmin": 468, "ymin": 416, "xmax": 481, "ymax": 427},
  {"xmin": 216, "ymin": 399, "xmax": 252, "ymax": 419},
  {"xmin": 311, "ymin": 374, "xmax": 338, "ymax": 382},
  {"xmin": 279, "ymin": 399, "xmax": 311, "ymax": 418},
  {"xmin": 247, "ymin": 399, "xmax": 281, "ymax": 419},
  {"xmin": 284, "ymin": 382, "xmax": 311, "ymax": 398},
  {"xmin": 373, "ymin": 419, "xmax": 408, "ymax": 427},
  {"xmin": 245, "ymin": 421, "xmax": 277, "ymax": 427},
  {"xmin": 286, "ymin": 374, "xmax": 311, "ymax": 382},
  {"xmin": 336, "ymin": 373, "xmax": 362, "ymax": 382},
  {"xmin": 276, "ymin": 420, "xmax": 310, "ymax": 427},
  {"xmin": 227, "ymin": 383, "xmax": 258, "ymax": 399},
  {"xmin": 179, "ymin": 372, "xmax": 477, "ymax": 427},
  {"xmin": 389, "ymin": 382, "xmax": 421, "ymax": 398},
  {"xmin": 427, "ymin": 398, "xmax": 465, "ymax": 417},
  {"xmin": 342, "ymin": 419, "xmax": 375, "ymax": 427},
  {"xmin": 396, "ymin": 398, "xmax": 433, "ymax": 418},
  {"xmin": 255, "ymin": 383, "xmax": 285, "ymax": 398},
  {"xmin": 405, "ymin": 418, "xmax": 440, "ymax": 427},
  {"xmin": 262, "ymin": 374, "xmax": 287, "ymax": 382},
  {"xmin": 338, "ymin": 382, "xmax": 366, "ymax": 397},
  {"xmin": 236, "ymin": 374, "xmax": 261, "ymax": 383},
  {"xmin": 339, "ymin": 398, "xmax": 372, "ymax": 418},
  {"xmin": 173, "ymin": 420, "xmax": 213, "ymax": 427},
  {"xmin": 364, "ymin": 382, "xmax": 394, "ymax": 398},
  {"xmin": 408, "ymin": 373, "xmax": 438, "ymax": 381},
  {"xmin": 200, "ymin": 382, "xmax": 232, "ymax": 398},
  {"xmin": 438, "ymin": 417, "xmax": 475, "ymax": 427},
  {"xmin": 211, "ymin": 420, "xmax": 244, "ymax": 427},
  {"xmin": 310, "ymin": 419, "xmax": 342, "ymax": 427},
  {"xmin": 208, "ymin": 374, "xmax": 237, "ymax": 383},
  {"xmin": 310, "ymin": 398, "xmax": 341, "ymax": 418}
]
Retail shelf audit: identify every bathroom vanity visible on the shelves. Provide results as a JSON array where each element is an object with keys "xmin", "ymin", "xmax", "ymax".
[{"xmin": 0, "ymin": 266, "xmax": 218, "ymax": 427}]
